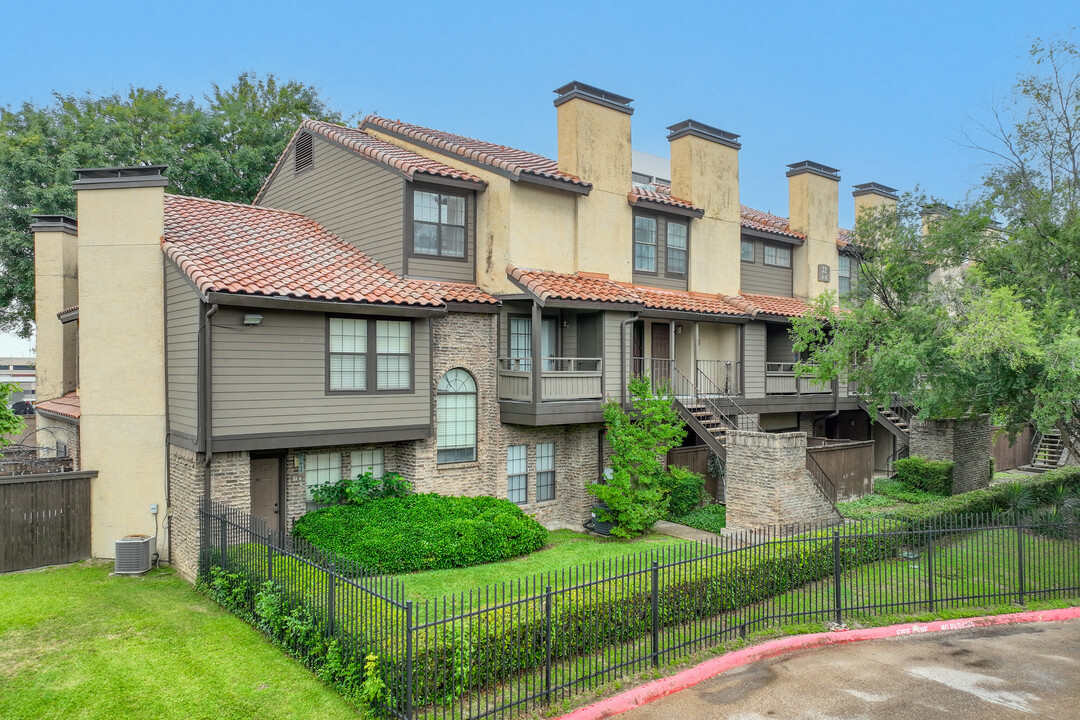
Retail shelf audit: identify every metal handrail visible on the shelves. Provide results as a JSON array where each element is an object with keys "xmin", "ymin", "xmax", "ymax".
[
  {"xmin": 695, "ymin": 363, "xmax": 762, "ymax": 431},
  {"xmin": 805, "ymin": 450, "xmax": 839, "ymax": 506},
  {"xmin": 886, "ymin": 443, "xmax": 910, "ymax": 478},
  {"xmin": 672, "ymin": 365, "xmax": 739, "ymax": 433},
  {"xmin": 695, "ymin": 359, "xmax": 740, "ymax": 396}
]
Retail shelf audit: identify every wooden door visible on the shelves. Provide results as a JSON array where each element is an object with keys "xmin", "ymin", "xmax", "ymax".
[
  {"xmin": 651, "ymin": 323, "xmax": 671, "ymax": 385},
  {"xmin": 250, "ymin": 456, "xmax": 282, "ymax": 532}
]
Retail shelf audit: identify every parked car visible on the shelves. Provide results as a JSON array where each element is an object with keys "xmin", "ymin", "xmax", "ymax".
[{"xmin": 10, "ymin": 401, "xmax": 34, "ymax": 415}]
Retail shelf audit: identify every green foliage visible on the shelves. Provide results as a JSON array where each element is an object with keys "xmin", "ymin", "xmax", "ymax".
[
  {"xmin": 662, "ymin": 465, "xmax": 705, "ymax": 519},
  {"xmin": 293, "ymin": 494, "xmax": 548, "ymax": 574},
  {"xmin": 589, "ymin": 376, "xmax": 688, "ymax": 537},
  {"xmin": 673, "ymin": 504, "xmax": 727, "ymax": 534},
  {"xmin": 893, "ymin": 456, "xmax": 954, "ymax": 495},
  {"xmin": 311, "ymin": 470, "xmax": 412, "ymax": 506},
  {"xmin": 0, "ymin": 382, "xmax": 25, "ymax": 450},
  {"xmin": 874, "ymin": 479, "xmax": 948, "ymax": 504},
  {"xmin": 0, "ymin": 73, "xmax": 344, "ymax": 336}
]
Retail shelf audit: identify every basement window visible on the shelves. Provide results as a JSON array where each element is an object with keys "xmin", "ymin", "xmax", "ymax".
[{"xmin": 294, "ymin": 132, "xmax": 314, "ymax": 174}]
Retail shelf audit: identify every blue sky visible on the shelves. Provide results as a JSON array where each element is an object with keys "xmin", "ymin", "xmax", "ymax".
[{"xmin": 0, "ymin": 1, "xmax": 1075, "ymax": 355}]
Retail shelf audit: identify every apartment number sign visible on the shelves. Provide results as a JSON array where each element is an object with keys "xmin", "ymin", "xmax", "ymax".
[{"xmin": 818, "ymin": 264, "xmax": 831, "ymax": 282}]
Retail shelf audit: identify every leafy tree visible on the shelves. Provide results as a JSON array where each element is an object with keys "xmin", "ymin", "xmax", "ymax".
[
  {"xmin": 0, "ymin": 73, "xmax": 344, "ymax": 337},
  {"xmin": 792, "ymin": 37, "xmax": 1080, "ymax": 460},
  {"xmin": 0, "ymin": 382, "xmax": 25, "ymax": 451},
  {"xmin": 589, "ymin": 376, "xmax": 687, "ymax": 538}
]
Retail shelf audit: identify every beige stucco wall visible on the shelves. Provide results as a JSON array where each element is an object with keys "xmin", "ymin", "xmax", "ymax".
[
  {"xmin": 788, "ymin": 172, "xmax": 840, "ymax": 299},
  {"xmin": 34, "ymin": 229, "xmax": 79, "ymax": 400},
  {"xmin": 77, "ymin": 185, "xmax": 168, "ymax": 558},
  {"xmin": 669, "ymin": 134, "xmax": 741, "ymax": 296},
  {"xmin": 696, "ymin": 322, "xmax": 739, "ymax": 363},
  {"xmin": 854, "ymin": 191, "xmax": 896, "ymax": 221}
]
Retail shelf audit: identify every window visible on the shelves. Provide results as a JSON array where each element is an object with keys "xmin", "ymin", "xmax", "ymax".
[
  {"xmin": 437, "ymin": 369, "xmax": 476, "ymax": 463},
  {"xmin": 350, "ymin": 448, "xmax": 385, "ymax": 479},
  {"xmin": 666, "ymin": 221, "xmax": 688, "ymax": 276},
  {"xmin": 838, "ymin": 255, "xmax": 853, "ymax": 298},
  {"xmin": 413, "ymin": 189, "xmax": 466, "ymax": 257},
  {"xmin": 763, "ymin": 245, "xmax": 791, "ymax": 268},
  {"xmin": 328, "ymin": 317, "xmax": 412, "ymax": 392},
  {"xmin": 294, "ymin": 132, "xmax": 313, "ymax": 174},
  {"xmin": 536, "ymin": 442, "xmax": 555, "ymax": 501},
  {"xmin": 741, "ymin": 240, "xmax": 755, "ymax": 262},
  {"xmin": 304, "ymin": 452, "xmax": 341, "ymax": 511},
  {"xmin": 633, "ymin": 215, "xmax": 657, "ymax": 273},
  {"xmin": 508, "ymin": 316, "xmax": 558, "ymax": 372},
  {"xmin": 507, "ymin": 444, "xmax": 527, "ymax": 504}
]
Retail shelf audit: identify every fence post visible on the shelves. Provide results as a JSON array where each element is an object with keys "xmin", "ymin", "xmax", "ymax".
[
  {"xmin": 651, "ymin": 560, "xmax": 660, "ymax": 668},
  {"xmin": 832, "ymin": 530, "xmax": 842, "ymax": 626},
  {"xmin": 405, "ymin": 601, "xmax": 414, "ymax": 720},
  {"xmin": 1016, "ymin": 518, "xmax": 1026, "ymax": 606},
  {"xmin": 267, "ymin": 534, "xmax": 275, "ymax": 583},
  {"xmin": 925, "ymin": 527, "xmax": 935, "ymax": 612},
  {"xmin": 327, "ymin": 558, "xmax": 336, "ymax": 638},
  {"xmin": 220, "ymin": 510, "xmax": 228, "ymax": 571},
  {"xmin": 544, "ymin": 585, "xmax": 553, "ymax": 704}
]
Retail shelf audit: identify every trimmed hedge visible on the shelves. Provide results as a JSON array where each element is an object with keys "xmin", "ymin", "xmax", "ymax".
[
  {"xmin": 292, "ymin": 494, "xmax": 548, "ymax": 573},
  {"xmin": 893, "ymin": 455, "xmax": 954, "ymax": 495},
  {"xmin": 675, "ymin": 504, "xmax": 727, "ymax": 534},
  {"xmin": 663, "ymin": 465, "xmax": 705, "ymax": 519}
]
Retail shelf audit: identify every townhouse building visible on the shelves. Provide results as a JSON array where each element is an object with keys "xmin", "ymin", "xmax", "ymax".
[{"xmin": 31, "ymin": 82, "xmax": 907, "ymax": 577}]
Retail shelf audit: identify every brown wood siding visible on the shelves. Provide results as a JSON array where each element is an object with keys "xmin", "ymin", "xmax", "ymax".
[
  {"xmin": 210, "ymin": 306, "xmax": 431, "ymax": 436},
  {"xmin": 258, "ymin": 135, "xmax": 406, "ymax": 274},
  {"xmin": 992, "ymin": 424, "xmax": 1035, "ymax": 471},
  {"xmin": 740, "ymin": 238, "xmax": 793, "ymax": 296},
  {"xmin": 604, "ymin": 311, "xmax": 634, "ymax": 400},
  {"xmin": 406, "ymin": 186, "xmax": 477, "ymax": 284},
  {"xmin": 0, "ymin": 473, "xmax": 91, "ymax": 572},
  {"xmin": 743, "ymin": 322, "xmax": 766, "ymax": 398},
  {"xmin": 165, "ymin": 262, "xmax": 201, "ymax": 439},
  {"xmin": 632, "ymin": 212, "xmax": 689, "ymax": 291},
  {"xmin": 807, "ymin": 441, "xmax": 875, "ymax": 500}
]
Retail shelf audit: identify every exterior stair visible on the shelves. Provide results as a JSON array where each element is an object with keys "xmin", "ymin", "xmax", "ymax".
[
  {"xmin": 856, "ymin": 397, "xmax": 913, "ymax": 444},
  {"xmin": 675, "ymin": 400, "xmax": 730, "ymax": 461},
  {"xmin": 1028, "ymin": 430, "xmax": 1066, "ymax": 473}
]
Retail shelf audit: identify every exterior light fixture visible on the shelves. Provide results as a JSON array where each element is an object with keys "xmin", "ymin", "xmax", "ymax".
[{"xmin": 242, "ymin": 313, "xmax": 263, "ymax": 326}]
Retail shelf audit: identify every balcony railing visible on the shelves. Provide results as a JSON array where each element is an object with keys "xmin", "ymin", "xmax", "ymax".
[
  {"xmin": 765, "ymin": 362, "xmax": 833, "ymax": 395},
  {"xmin": 695, "ymin": 359, "xmax": 741, "ymax": 396},
  {"xmin": 498, "ymin": 357, "xmax": 603, "ymax": 402}
]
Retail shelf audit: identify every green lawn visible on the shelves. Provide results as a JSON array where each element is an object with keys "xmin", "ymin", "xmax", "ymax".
[
  {"xmin": 398, "ymin": 529, "xmax": 697, "ymax": 601},
  {"xmin": 0, "ymin": 562, "xmax": 359, "ymax": 720}
]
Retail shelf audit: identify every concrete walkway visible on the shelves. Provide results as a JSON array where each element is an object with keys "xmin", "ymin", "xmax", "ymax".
[{"xmin": 652, "ymin": 520, "xmax": 722, "ymax": 544}]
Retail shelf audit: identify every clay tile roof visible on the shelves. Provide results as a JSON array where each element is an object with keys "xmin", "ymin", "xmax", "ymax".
[
  {"xmin": 409, "ymin": 280, "xmax": 499, "ymax": 305},
  {"xmin": 363, "ymin": 115, "xmax": 591, "ymax": 190},
  {"xmin": 739, "ymin": 205, "xmax": 806, "ymax": 240},
  {"xmin": 507, "ymin": 266, "xmax": 639, "ymax": 305},
  {"xmin": 737, "ymin": 293, "xmax": 814, "ymax": 318},
  {"xmin": 36, "ymin": 392, "xmax": 80, "ymax": 420},
  {"xmin": 162, "ymin": 194, "xmax": 498, "ymax": 308},
  {"xmin": 632, "ymin": 286, "xmax": 745, "ymax": 316},
  {"xmin": 837, "ymin": 227, "xmax": 855, "ymax": 247},
  {"xmin": 628, "ymin": 186, "xmax": 703, "ymax": 215},
  {"xmin": 56, "ymin": 305, "xmax": 79, "ymax": 319}
]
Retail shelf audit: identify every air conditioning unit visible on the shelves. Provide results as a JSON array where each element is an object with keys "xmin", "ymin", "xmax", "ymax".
[{"xmin": 115, "ymin": 535, "xmax": 154, "ymax": 575}]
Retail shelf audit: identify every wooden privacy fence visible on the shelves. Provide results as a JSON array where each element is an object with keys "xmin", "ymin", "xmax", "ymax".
[
  {"xmin": 806, "ymin": 440, "xmax": 875, "ymax": 501},
  {"xmin": 992, "ymin": 425, "xmax": 1034, "ymax": 471},
  {"xmin": 667, "ymin": 445, "xmax": 724, "ymax": 501},
  {"xmin": 0, "ymin": 470, "xmax": 95, "ymax": 573}
]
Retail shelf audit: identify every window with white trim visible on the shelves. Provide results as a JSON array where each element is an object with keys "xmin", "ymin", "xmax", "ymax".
[
  {"xmin": 507, "ymin": 444, "xmax": 527, "ymax": 504},
  {"xmin": 741, "ymin": 240, "xmax": 755, "ymax": 262},
  {"xmin": 763, "ymin": 244, "xmax": 791, "ymax": 268},
  {"xmin": 633, "ymin": 215, "xmax": 657, "ymax": 272},
  {"xmin": 328, "ymin": 317, "xmax": 412, "ymax": 392},
  {"xmin": 838, "ymin": 255, "xmax": 853, "ymax": 298},
  {"xmin": 413, "ymin": 189, "xmax": 466, "ymax": 257},
  {"xmin": 536, "ymin": 442, "xmax": 555, "ymax": 501},
  {"xmin": 666, "ymin": 221, "xmax": 688, "ymax": 276},
  {"xmin": 350, "ymin": 448, "xmax": 385, "ymax": 479},
  {"xmin": 437, "ymin": 369, "xmax": 477, "ymax": 463},
  {"xmin": 329, "ymin": 318, "xmax": 367, "ymax": 390},
  {"xmin": 304, "ymin": 452, "xmax": 342, "ymax": 511}
]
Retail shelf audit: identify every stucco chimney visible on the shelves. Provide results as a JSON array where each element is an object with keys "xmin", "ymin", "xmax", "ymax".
[
  {"xmin": 554, "ymin": 82, "xmax": 635, "ymax": 278},
  {"xmin": 31, "ymin": 215, "xmax": 79, "ymax": 400},
  {"xmin": 667, "ymin": 120, "xmax": 741, "ymax": 295},
  {"xmin": 72, "ymin": 165, "xmax": 169, "ymax": 558},
  {"xmin": 787, "ymin": 161, "xmax": 840, "ymax": 299},
  {"xmin": 852, "ymin": 182, "xmax": 898, "ymax": 221}
]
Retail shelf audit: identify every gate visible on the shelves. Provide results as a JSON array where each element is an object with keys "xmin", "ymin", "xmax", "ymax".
[{"xmin": 0, "ymin": 471, "xmax": 95, "ymax": 572}]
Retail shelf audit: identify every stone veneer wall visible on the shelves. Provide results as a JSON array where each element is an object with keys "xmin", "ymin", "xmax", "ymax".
[
  {"xmin": 725, "ymin": 430, "xmax": 840, "ymax": 529},
  {"xmin": 909, "ymin": 416, "xmax": 992, "ymax": 494},
  {"xmin": 168, "ymin": 445, "xmax": 251, "ymax": 581}
]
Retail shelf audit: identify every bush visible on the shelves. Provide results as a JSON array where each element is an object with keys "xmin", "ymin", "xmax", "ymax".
[
  {"xmin": 311, "ymin": 470, "xmax": 411, "ymax": 506},
  {"xmin": 663, "ymin": 465, "xmax": 705, "ymax": 519},
  {"xmin": 875, "ymin": 479, "xmax": 947, "ymax": 504},
  {"xmin": 893, "ymin": 455, "xmax": 954, "ymax": 495},
  {"xmin": 675, "ymin": 504, "xmax": 726, "ymax": 533},
  {"xmin": 293, "ymin": 494, "xmax": 548, "ymax": 574}
]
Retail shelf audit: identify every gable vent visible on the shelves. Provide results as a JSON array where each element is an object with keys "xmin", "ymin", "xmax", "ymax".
[{"xmin": 294, "ymin": 132, "xmax": 314, "ymax": 174}]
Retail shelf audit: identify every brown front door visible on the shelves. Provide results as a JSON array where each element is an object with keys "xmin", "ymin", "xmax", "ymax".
[
  {"xmin": 250, "ymin": 456, "xmax": 282, "ymax": 532},
  {"xmin": 651, "ymin": 323, "xmax": 671, "ymax": 386}
]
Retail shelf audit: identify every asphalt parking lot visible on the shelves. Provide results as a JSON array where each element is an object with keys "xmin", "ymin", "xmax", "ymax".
[{"xmin": 619, "ymin": 620, "xmax": 1080, "ymax": 719}]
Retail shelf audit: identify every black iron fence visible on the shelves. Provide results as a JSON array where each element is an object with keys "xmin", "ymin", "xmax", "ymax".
[{"xmin": 198, "ymin": 498, "xmax": 1080, "ymax": 719}]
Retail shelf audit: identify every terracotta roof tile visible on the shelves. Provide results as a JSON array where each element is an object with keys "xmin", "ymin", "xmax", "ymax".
[
  {"xmin": 628, "ymin": 186, "xmax": 703, "ymax": 215},
  {"xmin": 633, "ymin": 286, "xmax": 745, "ymax": 316},
  {"xmin": 363, "ymin": 115, "xmax": 591, "ymax": 190},
  {"xmin": 737, "ymin": 293, "xmax": 814, "ymax": 318},
  {"xmin": 409, "ymin": 280, "xmax": 499, "ymax": 305},
  {"xmin": 56, "ymin": 305, "xmax": 78, "ymax": 318},
  {"xmin": 36, "ymin": 392, "xmax": 80, "ymax": 420},
  {"xmin": 162, "ymin": 195, "xmax": 496, "ymax": 308},
  {"xmin": 739, "ymin": 205, "xmax": 806, "ymax": 240},
  {"xmin": 837, "ymin": 227, "xmax": 855, "ymax": 247}
]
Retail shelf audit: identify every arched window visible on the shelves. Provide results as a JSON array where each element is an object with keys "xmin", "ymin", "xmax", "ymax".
[{"xmin": 437, "ymin": 368, "xmax": 476, "ymax": 463}]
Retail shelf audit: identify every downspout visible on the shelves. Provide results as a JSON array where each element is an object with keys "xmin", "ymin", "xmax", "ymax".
[
  {"xmin": 619, "ymin": 313, "xmax": 640, "ymax": 406},
  {"xmin": 820, "ymin": 378, "xmax": 841, "ymax": 438},
  {"xmin": 202, "ymin": 303, "xmax": 219, "ymax": 496}
]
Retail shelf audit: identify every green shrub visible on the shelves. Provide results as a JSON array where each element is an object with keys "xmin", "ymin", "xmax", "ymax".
[
  {"xmin": 675, "ymin": 504, "xmax": 726, "ymax": 533},
  {"xmin": 663, "ymin": 465, "xmax": 705, "ymax": 519},
  {"xmin": 311, "ymin": 470, "xmax": 411, "ymax": 506},
  {"xmin": 893, "ymin": 455, "xmax": 954, "ymax": 495},
  {"xmin": 293, "ymin": 494, "xmax": 548, "ymax": 574},
  {"xmin": 875, "ymin": 479, "xmax": 947, "ymax": 504}
]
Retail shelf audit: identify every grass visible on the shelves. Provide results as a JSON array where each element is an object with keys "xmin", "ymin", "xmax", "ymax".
[
  {"xmin": 837, "ymin": 478, "xmax": 948, "ymax": 519},
  {"xmin": 398, "ymin": 529, "xmax": 695, "ymax": 601},
  {"xmin": 673, "ymin": 504, "xmax": 727, "ymax": 534},
  {"xmin": 0, "ymin": 561, "xmax": 359, "ymax": 720}
]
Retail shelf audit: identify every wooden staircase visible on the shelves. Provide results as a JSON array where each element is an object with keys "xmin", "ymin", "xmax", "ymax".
[
  {"xmin": 1029, "ymin": 430, "xmax": 1066, "ymax": 472},
  {"xmin": 856, "ymin": 396, "xmax": 914, "ymax": 444}
]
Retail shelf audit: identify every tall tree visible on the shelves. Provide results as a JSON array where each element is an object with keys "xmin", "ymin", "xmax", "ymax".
[
  {"xmin": 0, "ymin": 73, "xmax": 343, "ymax": 337},
  {"xmin": 792, "ymin": 37, "xmax": 1080, "ymax": 459}
]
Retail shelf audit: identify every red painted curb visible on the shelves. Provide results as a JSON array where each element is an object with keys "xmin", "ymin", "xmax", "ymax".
[{"xmin": 555, "ymin": 607, "xmax": 1080, "ymax": 720}]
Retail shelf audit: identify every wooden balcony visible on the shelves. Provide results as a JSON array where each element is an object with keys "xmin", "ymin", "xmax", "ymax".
[
  {"xmin": 765, "ymin": 362, "xmax": 833, "ymax": 395},
  {"xmin": 498, "ymin": 357, "xmax": 604, "ymax": 425}
]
